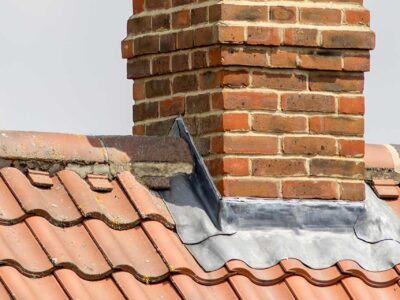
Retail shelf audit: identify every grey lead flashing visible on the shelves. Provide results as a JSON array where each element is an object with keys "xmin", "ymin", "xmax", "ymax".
[
  {"xmin": 220, "ymin": 197, "xmax": 364, "ymax": 233},
  {"xmin": 165, "ymin": 118, "xmax": 400, "ymax": 272}
]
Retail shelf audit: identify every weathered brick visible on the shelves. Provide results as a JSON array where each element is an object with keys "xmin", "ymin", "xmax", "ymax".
[
  {"xmin": 284, "ymin": 28, "xmax": 318, "ymax": 47},
  {"xmin": 186, "ymin": 93, "xmax": 210, "ymax": 114},
  {"xmin": 133, "ymin": 102, "xmax": 158, "ymax": 122},
  {"xmin": 192, "ymin": 50, "xmax": 208, "ymax": 69},
  {"xmin": 222, "ymin": 70, "xmax": 250, "ymax": 88},
  {"xmin": 214, "ymin": 91, "xmax": 278, "ymax": 111},
  {"xmin": 270, "ymin": 50, "xmax": 297, "ymax": 68},
  {"xmin": 310, "ymin": 158, "xmax": 364, "ymax": 179},
  {"xmin": 253, "ymin": 114, "xmax": 307, "ymax": 133},
  {"xmin": 128, "ymin": 16, "xmax": 151, "ymax": 35},
  {"xmin": 218, "ymin": 26, "xmax": 245, "ymax": 44},
  {"xmin": 253, "ymin": 72, "xmax": 307, "ymax": 91},
  {"xmin": 283, "ymin": 180, "xmax": 338, "ymax": 199},
  {"xmin": 340, "ymin": 181, "xmax": 365, "ymax": 201},
  {"xmin": 134, "ymin": 35, "xmax": 159, "ymax": 55},
  {"xmin": 146, "ymin": 118, "xmax": 175, "ymax": 136},
  {"xmin": 309, "ymin": 116, "xmax": 364, "ymax": 136},
  {"xmin": 152, "ymin": 14, "xmax": 170, "ymax": 31},
  {"xmin": 283, "ymin": 136, "xmax": 337, "ymax": 156},
  {"xmin": 133, "ymin": 81, "xmax": 145, "ymax": 100},
  {"xmin": 195, "ymin": 26, "xmax": 218, "ymax": 46},
  {"xmin": 172, "ymin": 10, "xmax": 191, "ymax": 29},
  {"xmin": 281, "ymin": 93, "xmax": 336, "ymax": 113},
  {"xmin": 300, "ymin": 8, "xmax": 341, "ymax": 25},
  {"xmin": 309, "ymin": 72, "xmax": 364, "ymax": 93},
  {"xmin": 173, "ymin": 74, "xmax": 198, "ymax": 93},
  {"xmin": 133, "ymin": 0, "xmax": 144, "ymax": 14},
  {"xmin": 221, "ymin": 47, "xmax": 268, "ymax": 67},
  {"xmin": 299, "ymin": 54, "xmax": 342, "ymax": 71},
  {"xmin": 219, "ymin": 4, "xmax": 268, "ymax": 22},
  {"xmin": 322, "ymin": 30, "xmax": 375, "ymax": 49},
  {"xmin": 206, "ymin": 157, "xmax": 249, "ymax": 176},
  {"xmin": 146, "ymin": 0, "xmax": 171, "ymax": 10},
  {"xmin": 127, "ymin": 58, "xmax": 151, "ymax": 79},
  {"xmin": 152, "ymin": 56, "xmax": 170, "ymax": 75},
  {"xmin": 343, "ymin": 54, "xmax": 370, "ymax": 72},
  {"xmin": 252, "ymin": 159, "xmax": 307, "ymax": 177},
  {"xmin": 172, "ymin": 54, "xmax": 189, "ymax": 72},
  {"xmin": 160, "ymin": 33, "xmax": 177, "ymax": 52},
  {"xmin": 191, "ymin": 7, "xmax": 208, "ymax": 25},
  {"xmin": 145, "ymin": 79, "xmax": 171, "ymax": 98},
  {"xmin": 270, "ymin": 6, "xmax": 297, "ymax": 23},
  {"xmin": 247, "ymin": 27, "xmax": 281, "ymax": 46}
]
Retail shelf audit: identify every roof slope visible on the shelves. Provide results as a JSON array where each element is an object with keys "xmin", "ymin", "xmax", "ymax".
[{"xmin": 0, "ymin": 167, "xmax": 399, "ymax": 300}]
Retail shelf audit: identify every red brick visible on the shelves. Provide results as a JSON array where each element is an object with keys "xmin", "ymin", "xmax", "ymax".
[
  {"xmin": 172, "ymin": 10, "xmax": 191, "ymax": 29},
  {"xmin": 146, "ymin": 0, "xmax": 171, "ymax": 10},
  {"xmin": 176, "ymin": 30, "xmax": 193, "ymax": 49},
  {"xmin": 199, "ymin": 70, "xmax": 222, "ymax": 90},
  {"xmin": 321, "ymin": 30, "xmax": 375, "ymax": 49},
  {"xmin": 220, "ymin": 179, "xmax": 279, "ymax": 198},
  {"xmin": 216, "ymin": 91, "xmax": 278, "ymax": 111},
  {"xmin": 343, "ymin": 54, "xmax": 370, "ymax": 72},
  {"xmin": 340, "ymin": 181, "xmax": 365, "ymax": 201},
  {"xmin": 134, "ymin": 35, "xmax": 159, "ymax": 55},
  {"xmin": 270, "ymin": 6, "xmax": 297, "ymax": 23},
  {"xmin": 283, "ymin": 180, "xmax": 338, "ymax": 199},
  {"xmin": 218, "ymin": 26, "xmax": 245, "ymax": 44},
  {"xmin": 132, "ymin": 82, "xmax": 145, "ymax": 100},
  {"xmin": 253, "ymin": 114, "xmax": 307, "ymax": 133},
  {"xmin": 222, "ymin": 70, "xmax": 250, "ymax": 88},
  {"xmin": 133, "ymin": 124, "xmax": 145, "ymax": 135},
  {"xmin": 222, "ymin": 113, "xmax": 249, "ymax": 131},
  {"xmin": 282, "ymin": 136, "xmax": 337, "ymax": 156},
  {"xmin": 284, "ymin": 28, "xmax": 318, "ymax": 47},
  {"xmin": 339, "ymin": 139, "xmax": 365, "ymax": 157},
  {"xmin": 270, "ymin": 50, "xmax": 297, "ymax": 68},
  {"xmin": 247, "ymin": 27, "xmax": 281, "ymax": 46},
  {"xmin": 300, "ymin": 8, "xmax": 341, "ymax": 25},
  {"xmin": 128, "ymin": 16, "xmax": 152, "ymax": 35},
  {"xmin": 186, "ymin": 93, "xmax": 210, "ymax": 114},
  {"xmin": 299, "ymin": 54, "xmax": 342, "ymax": 71},
  {"xmin": 281, "ymin": 93, "xmax": 336, "ymax": 113},
  {"xmin": 121, "ymin": 39, "xmax": 134, "ymax": 59},
  {"xmin": 252, "ymin": 159, "xmax": 307, "ymax": 177},
  {"xmin": 309, "ymin": 72, "xmax": 364, "ymax": 93},
  {"xmin": 152, "ymin": 14, "xmax": 170, "ymax": 31},
  {"xmin": 192, "ymin": 50, "xmax": 208, "ymax": 69},
  {"xmin": 339, "ymin": 96, "xmax": 365, "ymax": 115},
  {"xmin": 160, "ymin": 97, "xmax": 185, "ymax": 117},
  {"xmin": 195, "ymin": 26, "xmax": 217, "ymax": 46},
  {"xmin": 199, "ymin": 115, "xmax": 223, "ymax": 134},
  {"xmin": 345, "ymin": 10, "xmax": 370, "ymax": 26},
  {"xmin": 212, "ymin": 135, "xmax": 278, "ymax": 155},
  {"xmin": 309, "ymin": 116, "xmax": 364, "ymax": 136},
  {"xmin": 133, "ymin": 0, "xmax": 144, "ymax": 14},
  {"xmin": 160, "ymin": 33, "xmax": 177, "ymax": 52},
  {"xmin": 206, "ymin": 157, "xmax": 250, "ymax": 177},
  {"xmin": 253, "ymin": 72, "xmax": 307, "ymax": 91}
]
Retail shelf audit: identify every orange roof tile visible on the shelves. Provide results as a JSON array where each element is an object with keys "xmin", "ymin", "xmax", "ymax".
[{"xmin": 0, "ymin": 167, "xmax": 398, "ymax": 299}]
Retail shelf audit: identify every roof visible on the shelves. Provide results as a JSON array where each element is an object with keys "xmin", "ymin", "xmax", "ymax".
[{"xmin": 0, "ymin": 132, "xmax": 398, "ymax": 299}]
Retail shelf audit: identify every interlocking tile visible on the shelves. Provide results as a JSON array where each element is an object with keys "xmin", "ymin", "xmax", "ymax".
[
  {"xmin": 285, "ymin": 276, "xmax": 350, "ymax": 300},
  {"xmin": 0, "ymin": 176, "xmax": 24, "ymax": 223},
  {"xmin": 229, "ymin": 275, "xmax": 295, "ymax": 300},
  {"xmin": 26, "ymin": 216, "xmax": 110, "ymax": 278},
  {"xmin": 85, "ymin": 219, "xmax": 168, "ymax": 282},
  {"xmin": 1, "ymin": 168, "xmax": 81, "ymax": 225},
  {"xmin": 142, "ymin": 221, "xmax": 230, "ymax": 284},
  {"xmin": 342, "ymin": 277, "xmax": 400, "ymax": 300},
  {"xmin": 280, "ymin": 259, "xmax": 343, "ymax": 285},
  {"xmin": 58, "ymin": 170, "xmax": 140, "ymax": 228},
  {"xmin": 338, "ymin": 261, "xmax": 400, "ymax": 286},
  {"xmin": 27, "ymin": 170, "xmax": 53, "ymax": 188},
  {"xmin": 118, "ymin": 172, "xmax": 174, "ymax": 228},
  {"xmin": 55, "ymin": 269, "xmax": 125, "ymax": 300},
  {"xmin": 0, "ymin": 222, "xmax": 52, "ymax": 274},
  {"xmin": 87, "ymin": 174, "xmax": 113, "ymax": 192},
  {"xmin": 113, "ymin": 271, "xmax": 181, "ymax": 300},
  {"xmin": 172, "ymin": 274, "xmax": 239, "ymax": 300},
  {"xmin": 372, "ymin": 179, "xmax": 399, "ymax": 200},
  {"xmin": 0, "ymin": 266, "xmax": 68, "ymax": 300},
  {"xmin": 226, "ymin": 260, "xmax": 286, "ymax": 285}
]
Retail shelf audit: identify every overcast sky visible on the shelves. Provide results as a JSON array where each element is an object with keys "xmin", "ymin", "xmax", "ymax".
[{"xmin": 0, "ymin": 0, "xmax": 398, "ymax": 144}]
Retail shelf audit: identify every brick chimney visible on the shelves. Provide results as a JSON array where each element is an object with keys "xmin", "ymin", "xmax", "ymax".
[{"xmin": 122, "ymin": 0, "xmax": 374, "ymax": 201}]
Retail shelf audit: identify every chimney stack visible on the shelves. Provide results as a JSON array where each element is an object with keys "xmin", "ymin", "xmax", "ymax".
[{"xmin": 122, "ymin": 0, "xmax": 374, "ymax": 200}]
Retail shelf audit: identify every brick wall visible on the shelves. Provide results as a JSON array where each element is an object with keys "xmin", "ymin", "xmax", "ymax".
[{"xmin": 123, "ymin": 0, "xmax": 374, "ymax": 200}]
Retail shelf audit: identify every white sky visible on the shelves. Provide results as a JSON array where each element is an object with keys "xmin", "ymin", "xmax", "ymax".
[{"xmin": 0, "ymin": 0, "xmax": 398, "ymax": 144}]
